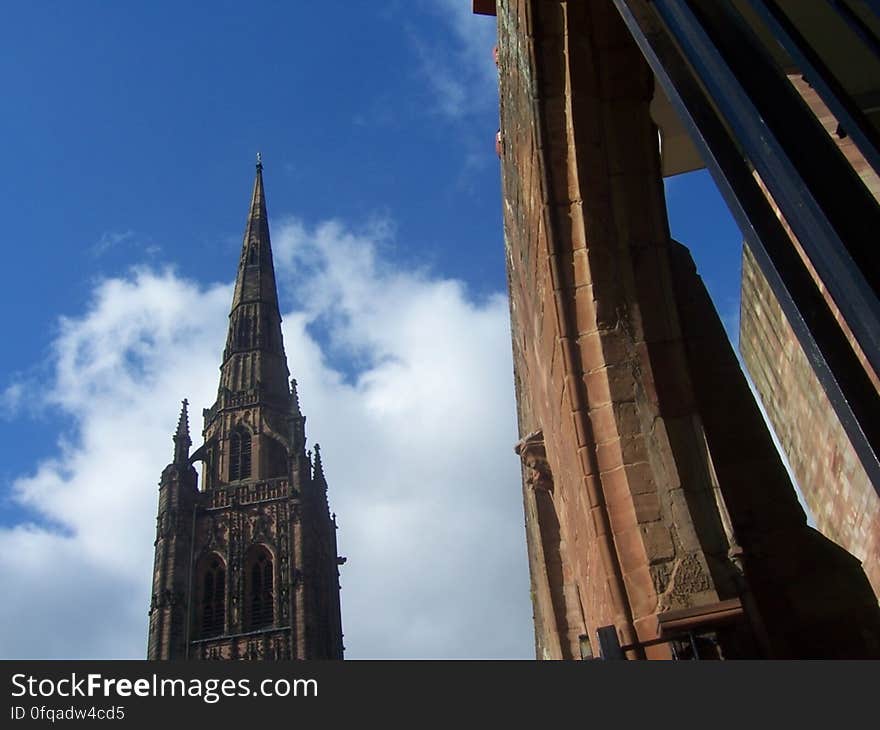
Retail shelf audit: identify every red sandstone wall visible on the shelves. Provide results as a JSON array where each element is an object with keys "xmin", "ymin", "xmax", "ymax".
[
  {"xmin": 741, "ymin": 246, "xmax": 880, "ymax": 597},
  {"xmin": 498, "ymin": 0, "xmax": 880, "ymax": 659},
  {"xmin": 738, "ymin": 73, "xmax": 880, "ymax": 600},
  {"xmin": 501, "ymin": 0, "xmax": 623, "ymax": 658},
  {"xmin": 499, "ymin": 0, "xmax": 737, "ymax": 659}
]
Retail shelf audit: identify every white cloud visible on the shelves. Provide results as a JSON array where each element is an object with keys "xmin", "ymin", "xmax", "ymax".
[
  {"xmin": 0, "ymin": 220, "xmax": 534, "ymax": 659},
  {"xmin": 0, "ymin": 269, "xmax": 230, "ymax": 658},
  {"xmin": 413, "ymin": 0, "xmax": 498, "ymax": 120},
  {"xmin": 434, "ymin": 0, "xmax": 498, "ymax": 74},
  {"xmin": 91, "ymin": 230, "xmax": 135, "ymax": 256},
  {"xmin": 91, "ymin": 230, "xmax": 161, "ymax": 258},
  {"xmin": 1, "ymin": 381, "xmax": 24, "ymax": 418}
]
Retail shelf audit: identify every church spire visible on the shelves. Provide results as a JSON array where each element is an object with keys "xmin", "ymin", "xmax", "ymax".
[
  {"xmin": 229, "ymin": 155, "xmax": 280, "ymax": 313},
  {"xmin": 149, "ymin": 160, "xmax": 345, "ymax": 660},
  {"xmin": 172, "ymin": 398, "xmax": 191, "ymax": 466},
  {"xmin": 217, "ymin": 158, "xmax": 290, "ymax": 400}
]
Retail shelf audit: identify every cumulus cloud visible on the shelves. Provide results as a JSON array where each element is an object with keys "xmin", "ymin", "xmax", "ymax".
[
  {"xmin": 0, "ymin": 269, "xmax": 230, "ymax": 658},
  {"xmin": 0, "ymin": 220, "xmax": 533, "ymax": 659}
]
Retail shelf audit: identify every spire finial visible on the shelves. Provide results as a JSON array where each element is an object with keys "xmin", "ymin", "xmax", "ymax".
[
  {"xmin": 256, "ymin": 151, "xmax": 263, "ymax": 170},
  {"xmin": 290, "ymin": 378, "xmax": 301, "ymax": 416},
  {"xmin": 173, "ymin": 398, "xmax": 192, "ymax": 465},
  {"xmin": 313, "ymin": 443, "xmax": 326, "ymax": 488}
]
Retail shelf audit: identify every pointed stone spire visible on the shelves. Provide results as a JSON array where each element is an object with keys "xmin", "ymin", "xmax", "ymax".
[
  {"xmin": 217, "ymin": 158, "xmax": 290, "ymax": 400},
  {"xmin": 173, "ymin": 399, "xmax": 191, "ymax": 465},
  {"xmin": 230, "ymin": 155, "xmax": 280, "ymax": 312}
]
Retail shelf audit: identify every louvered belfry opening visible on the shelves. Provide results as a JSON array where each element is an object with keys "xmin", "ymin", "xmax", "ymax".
[
  {"xmin": 201, "ymin": 556, "xmax": 226, "ymax": 638},
  {"xmin": 246, "ymin": 547, "xmax": 274, "ymax": 631},
  {"xmin": 229, "ymin": 428, "xmax": 252, "ymax": 482}
]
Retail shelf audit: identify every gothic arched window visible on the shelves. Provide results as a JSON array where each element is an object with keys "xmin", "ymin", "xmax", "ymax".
[
  {"xmin": 245, "ymin": 546, "xmax": 274, "ymax": 630},
  {"xmin": 200, "ymin": 555, "xmax": 226, "ymax": 638},
  {"xmin": 229, "ymin": 428, "xmax": 252, "ymax": 481}
]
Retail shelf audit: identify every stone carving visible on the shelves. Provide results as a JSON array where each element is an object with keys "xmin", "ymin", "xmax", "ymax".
[
  {"xmin": 515, "ymin": 430, "xmax": 553, "ymax": 492},
  {"xmin": 206, "ymin": 514, "xmax": 228, "ymax": 550},
  {"xmin": 658, "ymin": 553, "xmax": 714, "ymax": 613},
  {"xmin": 248, "ymin": 507, "xmax": 272, "ymax": 544},
  {"xmin": 196, "ymin": 512, "xmax": 229, "ymax": 558},
  {"xmin": 277, "ymin": 503, "xmax": 291, "ymax": 621},
  {"xmin": 231, "ymin": 511, "xmax": 243, "ymax": 628}
]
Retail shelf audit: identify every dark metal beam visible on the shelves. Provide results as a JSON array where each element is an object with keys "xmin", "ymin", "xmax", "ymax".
[
  {"xmin": 652, "ymin": 0, "xmax": 880, "ymax": 379},
  {"xmin": 612, "ymin": 0, "xmax": 880, "ymax": 493},
  {"xmin": 597, "ymin": 626, "xmax": 626, "ymax": 660}
]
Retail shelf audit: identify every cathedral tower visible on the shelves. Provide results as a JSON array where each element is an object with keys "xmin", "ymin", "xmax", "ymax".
[{"xmin": 147, "ymin": 158, "xmax": 344, "ymax": 660}]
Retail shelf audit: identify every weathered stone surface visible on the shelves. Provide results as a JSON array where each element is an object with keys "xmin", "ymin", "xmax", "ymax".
[{"xmin": 498, "ymin": 0, "xmax": 880, "ymax": 659}]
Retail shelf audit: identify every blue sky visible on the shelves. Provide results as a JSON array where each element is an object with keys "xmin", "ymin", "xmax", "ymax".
[{"xmin": 0, "ymin": 2, "xmax": 744, "ymax": 658}]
